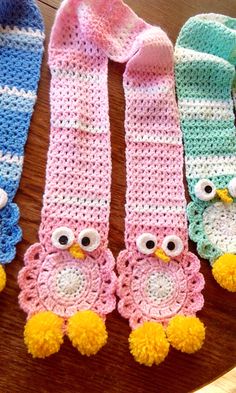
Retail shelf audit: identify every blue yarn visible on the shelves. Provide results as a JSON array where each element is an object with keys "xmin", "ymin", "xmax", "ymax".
[
  {"xmin": 0, "ymin": 178, "xmax": 21, "ymax": 202},
  {"xmin": 0, "ymin": 49, "xmax": 43, "ymax": 91},
  {"xmin": 0, "ymin": 0, "xmax": 44, "ymax": 31},
  {"xmin": 0, "ymin": 109, "xmax": 34, "ymax": 155},
  {"xmin": 0, "ymin": 203, "xmax": 21, "ymax": 264},
  {"xmin": 0, "ymin": 0, "xmax": 44, "ymax": 264}
]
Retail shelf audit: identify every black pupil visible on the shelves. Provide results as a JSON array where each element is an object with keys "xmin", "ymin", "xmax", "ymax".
[
  {"xmin": 81, "ymin": 236, "xmax": 90, "ymax": 247},
  {"xmin": 59, "ymin": 235, "xmax": 68, "ymax": 245},
  {"xmin": 204, "ymin": 185, "xmax": 212, "ymax": 194},
  {"xmin": 167, "ymin": 241, "xmax": 175, "ymax": 251},
  {"xmin": 146, "ymin": 240, "xmax": 155, "ymax": 249}
]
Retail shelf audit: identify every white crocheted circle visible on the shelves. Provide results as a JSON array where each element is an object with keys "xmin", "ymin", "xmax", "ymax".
[
  {"xmin": 131, "ymin": 258, "xmax": 187, "ymax": 319},
  {"xmin": 203, "ymin": 202, "xmax": 236, "ymax": 253},
  {"xmin": 146, "ymin": 271, "xmax": 174, "ymax": 301},
  {"xmin": 37, "ymin": 252, "xmax": 102, "ymax": 317},
  {"xmin": 136, "ymin": 233, "xmax": 157, "ymax": 255},
  {"xmin": 51, "ymin": 227, "xmax": 75, "ymax": 250},
  {"xmin": 0, "ymin": 188, "xmax": 8, "ymax": 209},
  {"xmin": 56, "ymin": 267, "xmax": 85, "ymax": 297},
  {"xmin": 194, "ymin": 179, "xmax": 216, "ymax": 201},
  {"xmin": 228, "ymin": 177, "xmax": 236, "ymax": 197},
  {"xmin": 162, "ymin": 235, "xmax": 184, "ymax": 257},
  {"xmin": 78, "ymin": 228, "xmax": 100, "ymax": 252}
]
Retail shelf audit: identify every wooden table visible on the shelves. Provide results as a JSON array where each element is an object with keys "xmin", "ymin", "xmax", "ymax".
[{"xmin": 1, "ymin": 1, "xmax": 236, "ymax": 392}]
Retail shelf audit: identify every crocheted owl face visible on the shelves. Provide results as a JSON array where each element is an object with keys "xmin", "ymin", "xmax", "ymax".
[
  {"xmin": 51, "ymin": 225, "xmax": 101, "ymax": 260},
  {"xmin": 19, "ymin": 223, "xmax": 115, "ymax": 318},
  {"xmin": 135, "ymin": 232, "xmax": 184, "ymax": 263},
  {"xmin": 188, "ymin": 175, "xmax": 236, "ymax": 262},
  {"xmin": 117, "ymin": 229, "xmax": 203, "ymax": 329}
]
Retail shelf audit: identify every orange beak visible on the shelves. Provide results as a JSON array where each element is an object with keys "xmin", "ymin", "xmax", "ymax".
[
  {"xmin": 216, "ymin": 188, "xmax": 233, "ymax": 204},
  {"xmin": 69, "ymin": 243, "xmax": 85, "ymax": 260},
  {"xmin": 154, "ymin": 248, "xmax": 170, "ymax": 263}
]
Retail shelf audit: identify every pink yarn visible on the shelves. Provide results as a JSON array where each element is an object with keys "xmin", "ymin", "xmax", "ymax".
[{"xmin": 18, "ymin": 0, "xmax": 204, "ymax": 332}]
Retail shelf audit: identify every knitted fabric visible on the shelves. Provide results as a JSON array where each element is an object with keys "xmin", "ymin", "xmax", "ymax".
[
  {"xmin": 0, "ymin": 0, "xmax": 44, "ymax": 265},
  {"xmin": 175, "ymin": 15, "xmax": 236, "ymax": 267}
]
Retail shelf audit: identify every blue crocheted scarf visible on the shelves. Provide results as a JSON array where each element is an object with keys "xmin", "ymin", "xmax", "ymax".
[{"xmin": 0, "ymin": 0, "xmax": 44, "ymax": 266}]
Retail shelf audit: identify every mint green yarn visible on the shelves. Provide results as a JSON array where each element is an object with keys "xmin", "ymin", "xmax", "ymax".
[
  {"xmin": 182, "ymin": 120, "xmax": 236, "ymax": 157},
  {"xmin": 176, "ymin": 14, "xmax": 236, "ymax": 63},
  {"xmin": 175, "ymin": 13, "xmax": 236, "ymax": 196},
  {"xmin": 187, "ymin": 202, "xmax": 221, "ymax": 265},
  {"xmin": 175, "ymin": 61, "xmax": 233, "ymax": 100},
  {"xmin": 175, "ymin": 14, "xmax": 236, "ymax": 263}
]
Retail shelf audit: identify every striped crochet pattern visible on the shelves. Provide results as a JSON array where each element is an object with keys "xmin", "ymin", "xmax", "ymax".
[
  {"xmin": 99, "ymin": 0, "xmax": 207, "ymax": 366},
  {"xmin": 0, "ymin": 0, "xmax": 44, "ymax": 291},
  {"xmin": 175, "ymin": 14, "xmax": 236, "ymax": 292},
  {"xmin": 18, "ymin": 0, "xmax": 118, "ymax": 359},
  {"xmin": 18, "ymin": 0, "xmax": 205, "ymax": 362}
]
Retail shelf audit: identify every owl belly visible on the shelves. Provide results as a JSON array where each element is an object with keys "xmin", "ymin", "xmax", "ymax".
[
  {"xmin": 131, "ymin": 258, "xmax": 187, "ymax": 321},
  {"xmin": 55, "ymin": 266, "xmax": 86, "ymax": 297},
  {"xmin": 147, "ymin": 271, "xmax": 175, "ymax": 301},
  {"xmin": 37, "ymin": 252, "xmax": 101, "ymax": 317},
  {"xmin": 203, "ymin": 202, "xmax": 236, "ymax": 253}
]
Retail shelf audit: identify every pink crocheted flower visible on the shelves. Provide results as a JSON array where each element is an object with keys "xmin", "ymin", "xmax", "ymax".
[
  {"xmin": 117, "ymin": 249, "xmax": 204, "ymax": 329},
  {"xmin": 18, "ymin": 241, "xmax": 116, "ymax": 319}
]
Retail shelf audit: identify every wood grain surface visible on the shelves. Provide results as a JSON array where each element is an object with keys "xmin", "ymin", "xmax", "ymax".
[{"xmin": 0, "ymin": 1, "xmax": 236, "ymax": 392}]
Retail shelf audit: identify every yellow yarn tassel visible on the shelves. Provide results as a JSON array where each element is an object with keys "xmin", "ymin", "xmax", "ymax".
[
  {"xmin": 129, "ymin": 321, "xmax": 170, "ymax": 366},
  {"xmin": 24, "ymin": 311, "xmax": 64, "ymax": 358},
  {"xmin": 166, "ymin": 315, "xmax": 205, "ymax": 353},
  {"xmin": 213, "ymin": 254, "xmax": 236, "ymax": 292},
  {"xmin": 0, "ymin": 265, "xmax": 6, "ymax": 292},
  {"xmin": 67, "ymin": 310, "xmax": 108, "ymax": 356}
]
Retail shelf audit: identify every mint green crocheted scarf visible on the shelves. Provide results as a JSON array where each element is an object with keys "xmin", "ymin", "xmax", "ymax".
[{"xmin": 175, "ymin": 14, "xmax": 236, "ymax": 292}]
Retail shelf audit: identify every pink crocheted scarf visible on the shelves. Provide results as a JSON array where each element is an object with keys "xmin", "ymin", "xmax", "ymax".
[{"xmin": 18, "ymin": 0, "xmax": 204, "ymax": 360}]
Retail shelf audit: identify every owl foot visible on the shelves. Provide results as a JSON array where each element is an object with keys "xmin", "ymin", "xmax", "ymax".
[
  {"xmin": 0, "ymin": 265, "xmax": 6, "ymax": 292},
  {"xmin": 212, "ymin": 253, "xmax": 236, "ymax": 292},
  {"xmin": 67, "ymin": 310, "xmax": 108, "ymax": 356},
  {"xmin": 166, "ymin": 315, "xmax": 205, "ymax": 353},
  {"xmin": 129, "ymin": 321, "xmax": 169, "ymax": 366},
  {"xmin": 24, "ymin": 311, "xmax": 64, "ymax": 358}
]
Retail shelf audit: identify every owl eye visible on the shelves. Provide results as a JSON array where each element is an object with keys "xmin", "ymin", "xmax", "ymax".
[
  {"xmin": 162, "ymin": 235, "xmax": 184, "ymax": 257},
  {"xmin": 51, "ymin": 227, "xmax": 75, "ymax": 250},
  {"xmin": 78, "ymin": 228, "xmax": 100, "ymax": 252},
  {"xmin": 0, "ymin": 188, "xmax": 8, "ymax": 209},
  {"xmin": 136, "ymin": 233, "xmax": 158, "ymax": 255},
  {"xmin": 228, "ymin": 177, "xmax": 236, "ymax": 197},
  {"xmin": 194, "ymin": 179, "xmax": 216, "ymax": 201}
]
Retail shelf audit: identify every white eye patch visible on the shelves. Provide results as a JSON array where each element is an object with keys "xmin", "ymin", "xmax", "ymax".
[
  {"xmin": 194, "ymin": 179, "xmax": 216, "ymax": 201},
  {"xmin": 0, "ymin": 188, "xmax": 8, "ymax": 209},
  {"xmin": 136, "ymin": 233, "xmax": 157, "ymax": 255},
  {"xmin": 162, "ymin": 235, "xmax": 184, "ymax": 257},
  {"xmin": 51, "ymin": 227, "xmax": 74, "ymax": 250},
  {"xmin": 78, "ymin": 228, "xmax": 100, "ymax": 252},
  {"xmin": 228, "ymin": 177, "xmax": 236, "ymax": 198}
]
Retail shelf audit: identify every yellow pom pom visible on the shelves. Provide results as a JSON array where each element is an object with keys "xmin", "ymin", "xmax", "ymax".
[
  {"xmin": 0, "ymin": 265, "xmax": 6, "ymax": 292},
  {"xmin": 166, "ymin": 315, "xmax": 205, "ymax": 353},
  {"xmin": 212, "ymin": 254, "xmax": 236, "ymax": 292},
  {"xmin": 67, "ymin": 310, "xmax": 108, "ymax": 356},
  {"xmin": 24, "ymin": 311, "xmax": 64, "ymax": 358},
  {"xmin": 129, "ymin": 322, "xmax": 169, "ymax": 366}
]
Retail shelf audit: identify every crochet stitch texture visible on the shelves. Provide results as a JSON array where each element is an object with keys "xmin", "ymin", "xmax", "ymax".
[
  {"xmin": 100, "ymin": 0, "xmax": 206, "ymax": 366},
  {"xmin": 18, "ymin": 0, "xmax": 205, "ymax": 361},
  {"xmin": 18, "ymin": 0, "xmax": 118, "ymax": 359},
  {"xmin": 0, "ymin": 0, "xmax": 44, "ymax": 286},
  {"xmin": 175, "ymin": 14, "xmax": 236, "ymax": 292}
]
